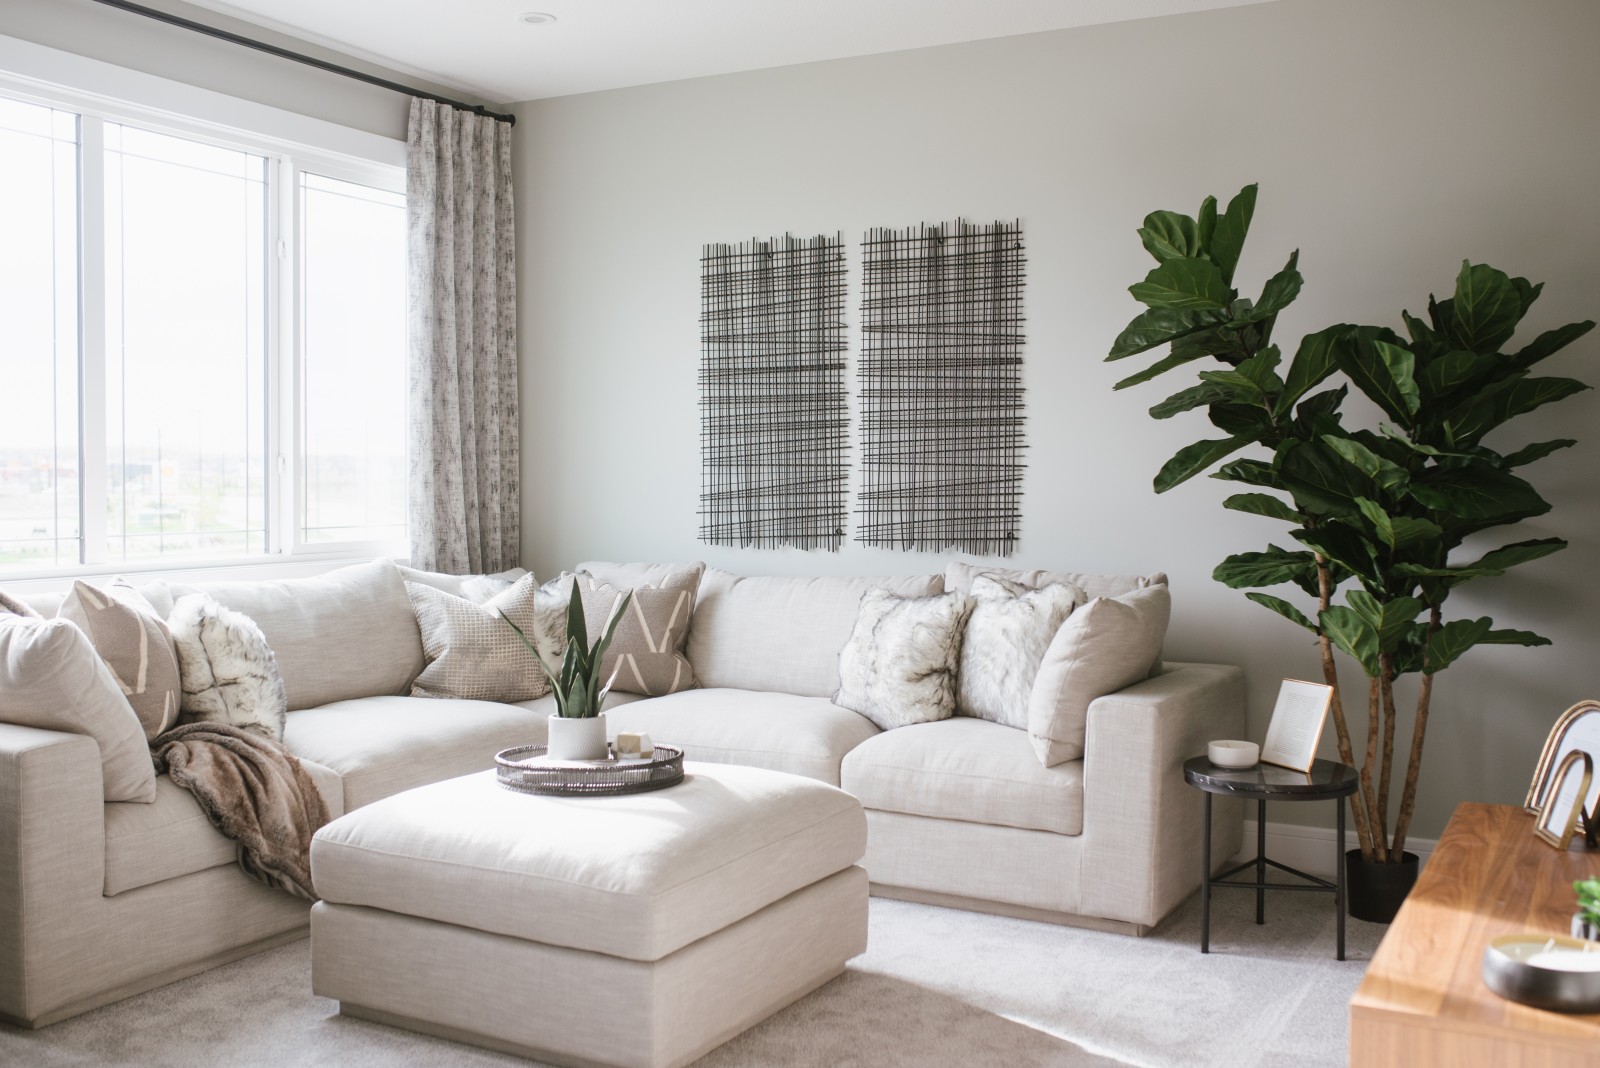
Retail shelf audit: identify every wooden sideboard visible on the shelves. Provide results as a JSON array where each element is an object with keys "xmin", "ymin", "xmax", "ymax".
[{"xmin": 1349, "ymin": 802, "xmax": 1600, "ymax": 1067}]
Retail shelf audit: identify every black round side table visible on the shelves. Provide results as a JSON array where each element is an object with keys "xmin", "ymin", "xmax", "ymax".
[{"xmin": 1183, "ymin": 755, "xmax": 1359, "ymax": 960}]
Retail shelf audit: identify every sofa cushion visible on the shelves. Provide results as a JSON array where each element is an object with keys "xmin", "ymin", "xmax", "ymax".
[
  {"xmin": 406, "ymin": 575, "xmax": 552, "ymax": 702},
  {"xmin": 687, "ymin": 569, "xmax": 944, "ymax": 697},
  {"xmin": 834, "ymin": 590, "xmax": 972, "ymax": 731},
  {"xmin": 956, "ymin": 576, "xmax": 1083, "ymax": 728},
  {"xmin": 945, "ymin": 561, "xmax": 1165, "ymax": 602},
  {"xmin": 173, "ymin": 561, "xmax": 424, "ymax": 712},
  {"xmin": 397, "ymin": 564, "xmax": 530, "ymax": 602},
  {"xmin": 580, "ymin": 566, "xmax": 701, "ymax": 696},
  {"xmin": 283, "ymin": 693, "xmax": 643, "ymax": 811},
  {"xmin": 840, "ymin": 717, "xmax": 1083, "ymax": 835},
  {"xmin": 0, "ymin": 615, "xmax": 157, "ymax": 803},
  {"xmin": 603, "ymin": 688, "xmax": 879, "ymax": 786},
  {"xmin": 58, "ymin": 579, "xmax": 182, "ymax": 740},
  {"xmin": 103, "ymin": 758, "xmax": 343, "ymax": 896},
  {"xmin": 1027, "ymin": 583, "xmax": 1172, "ymax": 767}
]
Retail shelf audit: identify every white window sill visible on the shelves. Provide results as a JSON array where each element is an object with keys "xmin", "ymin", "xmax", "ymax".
[{"xmin": 0, "ymin": 547, "xmax": 410, "ymax": 596}]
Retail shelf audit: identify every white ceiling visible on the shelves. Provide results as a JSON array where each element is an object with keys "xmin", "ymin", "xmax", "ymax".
[{"xmin": 180, "ymin": 0, "xmax": 1278, "ymax": 104}]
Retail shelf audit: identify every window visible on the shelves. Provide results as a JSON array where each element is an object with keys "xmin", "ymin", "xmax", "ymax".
[{"xmin": 0, "ymin": 85, "xmax": 406, "ymax": 577}]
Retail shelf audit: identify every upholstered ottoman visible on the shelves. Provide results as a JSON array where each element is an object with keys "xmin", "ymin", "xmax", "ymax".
[{"xmin": 308, "ymin": 762, "xmax": 868, "ymax": 1068}]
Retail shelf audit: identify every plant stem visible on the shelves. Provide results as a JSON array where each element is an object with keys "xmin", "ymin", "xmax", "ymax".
[
  {"xmin": 1317, "ymin": 557, "xmax": 1375, "ymax": 859},
  {"xmin": 1378, "ymin": 653, "xmax": 1397, "ymax": 839},
  {"xmin": 1392, "ymin": 605, "xmax": 1442, "ymax": 856},
  {"xmin": 1360, "ymin": 676, "xmax": 1389, "ymax": 862}
]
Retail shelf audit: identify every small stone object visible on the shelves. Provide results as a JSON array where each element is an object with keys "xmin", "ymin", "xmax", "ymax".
[{"xmin": 615, "ymin": 731, "xmax": 654, "ymax": 759}]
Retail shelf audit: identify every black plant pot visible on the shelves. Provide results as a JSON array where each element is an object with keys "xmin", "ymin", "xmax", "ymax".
[{"xmin": 1345, "ymin": 849, "xmax": 1419, "ymax": 923}]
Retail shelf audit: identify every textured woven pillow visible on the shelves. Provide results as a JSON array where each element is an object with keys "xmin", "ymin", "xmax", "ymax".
[
  {"xmin": 170, "ymin": 593, "xmax": 289, "ymax": 741},
  {"xmin": 59, "ymin": 579, "xmax": 182, "ymax": 740},
  {"xmin": 1026, "ymin": 582, "xmax": 1171, "ymax": 766},
  {"xmin": 956, "ymin": 575, "xmax": 1084, "ymax": 729},
  {"xmin": 406, "ymin": 574, "xmax": 553, "ymax": 702},
  {"xmin": 579, "ymin": 565, "xmax": 703, "ymax": 696},
  {"xmin": 834, "ymin": 589, "xmax": 973, "ymax": 731},
  {"xmin": 0, "ymin": 614, "xmax": 158, "ymax": 802}
]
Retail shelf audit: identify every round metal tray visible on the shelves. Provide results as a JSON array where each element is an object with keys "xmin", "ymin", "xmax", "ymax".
[{"xmin": 494, "ymin": 743, "xmax": 684, "ymax": 796}]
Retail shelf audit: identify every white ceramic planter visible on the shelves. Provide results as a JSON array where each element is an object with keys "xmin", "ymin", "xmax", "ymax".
[{"xmin": 547, "ymin": 713, "xmax": 608, "ymax": 761}]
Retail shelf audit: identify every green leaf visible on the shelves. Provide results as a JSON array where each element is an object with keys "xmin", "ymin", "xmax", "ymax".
[
  {"xmin": 1511, "ymin": 320, "xmax": 1596, "ymax": 370},
  {"xmin": 1468, "ymin": 537, "xmax": 1567, "ymax": 574},
  {"xmin": 1197, "ymin": 368, "xmax": 1264, "ymax": 401},
  {"xmin": 1171, "ymin": 326, "xmax": 1247, "ymax": 362},
  {"xmin": 1449, "ymin": 261, "xmax": 1525, "ymax": 352},
  {"xmin": 1355, "ymin": 497, "xmax": 1396, "ymax": 548},
  {"xmin": 1446, "ymin": 377, "xmax": 1590, "ymax": 444},
  {"xmin": 1113, "ymin": 351, "xmax": 1206, "ymax": 390},
  {"xmin": 1292, "ymin": 524, "xmax": 1378, "ymax": 581},
  {"xmin": 1291, "ymin": 385, "xmax": 1349, "ymax": 437},
  {"xmin": 1402, "ymin": 310, "xmax": 1443, "ymax": 356},
  {"xmin": 1422, "ymin": 349, "xmax": 1500, "ymax": 400},
  {"xmin": 1275, "ymin": 326, "xmax": 1348, "ymax": 417},
  {"xmin": 1320, "ymin": 605, "xmax": 1380, "ymax": 675},
  {"xmin": 1208, "ymin": 402, "xmax": 1276, "ymax": 439},
  {"xmin": 1154, "ymin": 436, "xmax": 1252, "ymax": 493},
  {"xmin": 1231, "ymin": 251, "xmax": 1301, "ymax": 326},
  {"xmin": 1479, "ymin": 628, "xmax": 1553, "ymax": 647},
  {"xmin": 1389, "ymin": 516, "xmax": 1444, "ymax": 551},
  {"xmin": 565, "ymin": 583, "xmax": 589, "ymax": 663},
  {"xmin": 1139, "ymin": 211, "xmax": 1201, "ymax": 263},
  {"xmin": 1424, "ymin": 617, "xmax": 1494, "ymax": 674},
  {"xmin": 1108, "ymin": 307, "xmax": 1218, "ymax": 361},
  {"xmin": 1278, "ymin": 440, "xmax": 1369, "ymax": 516},
  {"xmin": 1409, "ymin": 462, "xmax": 1550, "ymax": 522},
  {"xmin": 1223, "ymin": 493, "xmax": 1300, "ymax": 522},
  {"xmin": 1196, "ymin": 195, "xmax": 1218, "ymax": 251},
  {"xmin": 1211, "ymin": 458, "xmax": 1282, "ymax": 489},
  {"xmin": 1245, "ymin": 592, "xmax": 1317, "ymax": 632},
  {"xmin": 1210, "ymin": 184, "xmax": 1257, "ymax": 286},
  {"xmin": 1129, "ymin": 258, "xmax": 1233, "ymax": 311},
  {"xmin": 1150, "ymin": 382, "xmax": 1232, "ymax": 418},
  {"xmin": 1213, "ymin": 546, "xmax": 1317, "ymax": 589},
  {"xmin": 1321, "ymin": 434, "xmax": 1410, "ymax": 492},
  {"xmin": 1501, "ymin": 439, "xmax": 1577, "ymax": 468},
  {"xmin": 1346, "ymin": 591, "xmax": 1425, "ymax": 653}
]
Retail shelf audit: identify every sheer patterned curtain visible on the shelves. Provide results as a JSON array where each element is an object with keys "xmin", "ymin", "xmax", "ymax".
[{"xmin": 406, "ymin": 98, "xmax": 519, "ymax": 574}]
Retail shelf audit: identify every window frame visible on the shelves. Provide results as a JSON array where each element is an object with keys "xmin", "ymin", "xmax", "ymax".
[{"xmin": 0, "ymin": 37, "xmax": 409, "ymax": 587}]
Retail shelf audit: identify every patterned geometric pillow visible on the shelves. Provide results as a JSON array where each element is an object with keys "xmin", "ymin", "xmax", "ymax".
[
  {"xmin": 578, "ymin": 566, "xmax": 702, "ymax": 696},
  {"xmin": 833, "ymin": 589, "xmax": 973, "ymax": 731},
  {"xmin": 58, "ymin": 579, "xmax": 182, "ymax": 740}
]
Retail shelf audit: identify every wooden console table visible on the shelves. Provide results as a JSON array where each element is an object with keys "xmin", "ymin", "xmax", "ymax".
[{"xmin": 1349, "ymin": 802, "xmax": 1600, "ymax": 1067}]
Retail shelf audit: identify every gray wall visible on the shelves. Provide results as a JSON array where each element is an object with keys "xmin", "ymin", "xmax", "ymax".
[
  {"xmin": 513, "ymin": 0, "xmax": 1600, "ymax": 841},
  {"xmin": 0, "ymin": 0, "xmax": 499, "ymax": 139}
]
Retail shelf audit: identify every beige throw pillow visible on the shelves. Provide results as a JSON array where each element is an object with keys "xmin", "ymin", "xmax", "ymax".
[
  {"xmin": 834, "ymin": 589, "xmax": 973, "ymax": 731},
  {"xmin": 579, "ymin": 565, "xmax": 703, "ymax": 696},
  {"xmin": 169, "ymin": 594, "xmax": 289, "ymax": 741},
  {"xmin": 957, "ymin": 576, "xmax": 1084, "ymax": 729},
  {"xmin": 59, "ymin": 579, "xmax": 182, "ymax": 740},
  {"xmin": 0, "ymin": 615, "xmax": 158, "ymax": 802},
  {"xmin": 1026, "ymin": 583, "xmax": 1171, "ymax": 767},
  {"xmin": 407, "ymin": 574, "xmax": 552, "ymax": 702}
]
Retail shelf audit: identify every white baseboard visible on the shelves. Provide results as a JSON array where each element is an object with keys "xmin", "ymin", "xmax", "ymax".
[{"xmin": 1229, "ymin": 819, "xmax": 1437, "ymax": 880}]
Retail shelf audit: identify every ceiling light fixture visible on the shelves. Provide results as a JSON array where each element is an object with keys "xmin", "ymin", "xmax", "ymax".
[{"xmin": 518, "ymin": 11, "xmax": 557, "ymax": 25}]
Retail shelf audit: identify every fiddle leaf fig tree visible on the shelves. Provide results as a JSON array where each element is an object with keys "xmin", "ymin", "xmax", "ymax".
[{"xmin": 1108, "ymin": 185, "xmax": 1594, "ymax": 862}]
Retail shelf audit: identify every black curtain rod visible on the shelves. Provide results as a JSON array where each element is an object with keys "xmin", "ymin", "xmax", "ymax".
[{"xmin": 86, "ymin": 0, "xmax": 516, "ymax": 126}]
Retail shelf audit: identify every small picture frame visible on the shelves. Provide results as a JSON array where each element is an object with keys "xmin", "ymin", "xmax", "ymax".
[
  {"xmin": 1534, "ymin": 750, "xmax": 1594, "ymax": 851},
  {"xmin": 1525, "ymin": 700, "xmax": 1600, "ymax": 825},
  {"xmin": 1260, "ymin": 678, "xmax": 1335, "ymax": 773}
]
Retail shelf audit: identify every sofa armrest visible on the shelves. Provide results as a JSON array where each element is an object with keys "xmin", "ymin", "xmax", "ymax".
[
  {"xmin": 0, "ymin": 723, "xmax": 107, "ymax": 1023},
  {"xmin": 1077, "ymin": 662, "xmax": 1245, "ymax": 928}
]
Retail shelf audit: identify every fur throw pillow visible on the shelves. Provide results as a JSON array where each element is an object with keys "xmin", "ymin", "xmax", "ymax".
[
  {"xmin": 169, "ymin": 593, "xmax": 288, "ymax": 741},
  {"xmin": 834, "ymin": 589, "xmax": 973, "ymax": 731},
  {"xmin": 956, "ymin": 575, "xmax": 1084, "ymax": 729}
]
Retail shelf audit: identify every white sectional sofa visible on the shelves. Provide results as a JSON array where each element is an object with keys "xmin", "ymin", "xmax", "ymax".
[{"xmin": 0, "ymin": 558, "xmax": 1243, "ymax": 1028}]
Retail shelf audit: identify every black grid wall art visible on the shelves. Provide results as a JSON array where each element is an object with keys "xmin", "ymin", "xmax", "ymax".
[
  {"xmin": 856, "ymin": 219, "xmax": 1027, "ymax": 555},
  {"xmin": 698, "ymin": 233, "xmax": 849, "ymax": 550}
]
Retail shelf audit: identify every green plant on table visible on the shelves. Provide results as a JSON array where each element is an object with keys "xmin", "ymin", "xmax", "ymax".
[
  {"xmin": 1578, "ymin": 878, "xmax": 1600, "ymax": 929},
  {"xmin": 1106, "ymin": 183, "xmax": 1594, "ymax": 864},
  {"xmin": 502, "ymin": 583, "xmax": 631, "ymax": 718}
]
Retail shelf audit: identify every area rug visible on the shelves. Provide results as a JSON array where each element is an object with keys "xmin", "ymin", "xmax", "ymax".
[{"xmin": 0, "ymin": 890, "xmax": 1384, "ymax": 1067}]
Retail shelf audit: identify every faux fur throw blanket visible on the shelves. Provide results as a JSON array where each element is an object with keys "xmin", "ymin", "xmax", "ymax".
[{"xmin": 151, "ymin": 722, "xmax": 330, "ymax": 899}]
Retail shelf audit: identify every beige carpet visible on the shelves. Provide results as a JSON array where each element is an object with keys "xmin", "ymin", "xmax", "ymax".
[{"xmin": 0, "ymin": 890, "xmax": 1384, "ymax": 1067}]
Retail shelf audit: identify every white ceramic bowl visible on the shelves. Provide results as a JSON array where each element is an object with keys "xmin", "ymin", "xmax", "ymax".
[{"xmin": 1208, "ymin": 740, "xmax": 1260, "ymax": 769}]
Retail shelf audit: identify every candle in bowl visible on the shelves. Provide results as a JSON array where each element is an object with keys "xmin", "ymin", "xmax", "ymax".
[
  {"xmin": 1526, "ymin": 950, "xmax": 1600, "ymax": 972},
  {"xmin": 1208, "ymin": 740, "xmax": 1259, "ymax": 769}
]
